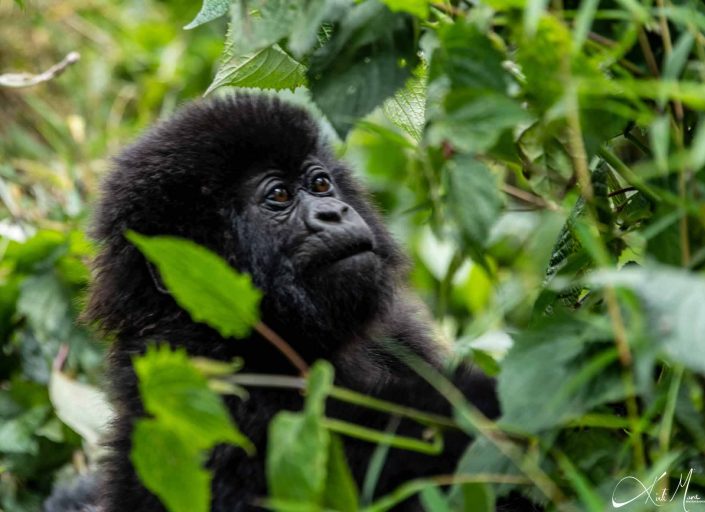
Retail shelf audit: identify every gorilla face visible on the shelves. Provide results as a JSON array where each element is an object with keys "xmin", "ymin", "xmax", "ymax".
[
  {"xmin": 230, "ymin": 159, "xmax": 391, "ymax": 343},
  {"xmin": 88, "ymin": 94, "xmax": 404, "ymax": 348}
]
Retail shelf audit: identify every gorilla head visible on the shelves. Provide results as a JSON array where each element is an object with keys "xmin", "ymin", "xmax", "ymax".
[
  {"xmin": 87, "ymin": 94, "xmax": 405, "ymax": 356},
  {"xmin": 82, "ymin": 94, "xmax": 505, "ymax": 512}
]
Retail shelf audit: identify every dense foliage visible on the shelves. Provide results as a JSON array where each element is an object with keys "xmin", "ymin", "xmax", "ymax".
[{"xmin": 2, "ymin": 0, "xmax": 705, "ymax": 510}]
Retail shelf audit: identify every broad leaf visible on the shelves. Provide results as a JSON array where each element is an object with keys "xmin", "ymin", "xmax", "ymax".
[
  {"xmin": 446, "ymin": 156, "xmax": 504, "ymax": 256},
  {"xmin": 498, "ymin": 314, "xmax": 625, "ymax": 432},
  {"xmin": 428, "ymin": 91, "xmax": 529, "ymax": 154},
  {"xmin": 206, "ymin": 44, "xmax": 306, "ymax": 95},
  {"xmin": 49, "ymin": 369, "xmax": 112, "ymax": 445},
  {"xmin": 131, "ymin": 419, "xmax": 211, "ymax": 512},
  {"xmin": 184, "ymin": 0, "xmax": 230, "ymax": 30},
  {"xmin": 267, "ymin": 361, "xmax": 334, "ymax": 505},
  {"xmin": 127, "ymin": 232, "xmax": 261, "ymax": 339},
  {"xmin": 430, "ymin": 21, "xmax": 510, "ymax": 93},
  {"xmin": 589, "ymin": 266, "xmax": 705, "ymax": 374},
  {"xmin": 134, "ymin": 346, "xmax": 252, "ymax": 452},
  {"xmin": 309, "ymin": 1, "xmax": 418, "ymax": 135},
  {"xmin": 383, "ymin": 69, "xmax": 427, "ymax": 141},
  {"xmin": 323, "ymin": 434, "xmax": 358, "ymax": 511}
]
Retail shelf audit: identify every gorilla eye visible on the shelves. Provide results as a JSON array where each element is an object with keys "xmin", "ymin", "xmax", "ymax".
[
  {"xmin": 310, "ymin": 174, "xmax": 332, "ymax": 194},
  {"xmin": 267, "ymin": 186, "xmax": 291, "ymax": 204}
]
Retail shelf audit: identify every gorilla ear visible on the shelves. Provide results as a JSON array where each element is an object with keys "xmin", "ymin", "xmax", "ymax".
[{"xmin": 146, "ymin": 262, "xmax": 171, "ymax": 295}]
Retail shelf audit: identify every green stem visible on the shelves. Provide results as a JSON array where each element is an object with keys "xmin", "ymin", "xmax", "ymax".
[
  {"xmin": 322, "ymin": 418, "xmax": 443, "ymax": 455},
  {"xmin": 659, "ymin": 365, "xmax": 684, "ymax": 456},
  {"xmin": 228, "ymin": 374, "xmax": 459, "ymax": 430}
]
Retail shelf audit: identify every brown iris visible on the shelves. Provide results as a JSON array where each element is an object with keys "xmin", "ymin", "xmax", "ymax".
[{"xmin": 311, "ymin": 175, "xmax": 331, "ymax": 193}]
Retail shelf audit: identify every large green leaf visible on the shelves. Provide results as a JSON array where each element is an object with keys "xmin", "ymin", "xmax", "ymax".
[
  {"xmin": 131, "ymin": 419, "xmax": 211, "ymax": 512},
  {"xmin": 134, "ymin": 346, "xmax": 252, "ymax": 452},
  {"xmin": 309, "ymin": 1, "xmax": 418, "ymax": 136},
  {"xmin": 430, "ymin": 21, "xmax": 510, "ymax": 93},
  {"xmin": 206, "ymin": 44, "xmax": 306, "ymax": 95},
  {"xmin": 127, "ymin": 232, "xmax": 261, "ymax": 339},
  {"xmin": 446, "ymin": 156, "xmax": 504, "ymax": 257},
  {"xmin": 226, "ymin": 0, "xmax": 303, "ymax": 55},
  {"xmin": 0, "ymin": 406, "xmax": 48, "ymax": 455},
  {"xmin": 184, "ymin": 0, "xmax": 230, "ymax": 30},
  {"xmin": 323, "ymin": 434, "xmax": 358, "ymax": 512},
  {"xmin": 428, "ymin": 91, "xmax": 529, "ymax": 154},
  {"xmin": 589, "ymin": 266, "xmax": 705, "ymax": 374},
  {"xmin": 383, "ymin": 69, "xmax": 427, "ymax": 141},
  {"xmin": 498, "ymin": 314, "xmax": 625, "ymax": 432},
  {"xmin": 266, "ymin": 361, "xmax": 335, "ymax": 505}
]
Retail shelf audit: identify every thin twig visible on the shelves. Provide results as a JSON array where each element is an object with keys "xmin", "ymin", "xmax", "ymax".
[
  {"xmin": 637, "ymin": 29, "xmax": 660, "ymax": 77},
  {"xmin": 502, "ymin": 183, "xmax": 558, "ymax": 210},
  {"xmin": 0, "ymin": 52, "xmax": 80, "ymax": 88},
  {"xmin": 254, "ymin": 322, "xmax": 309, "ymax": 375}
]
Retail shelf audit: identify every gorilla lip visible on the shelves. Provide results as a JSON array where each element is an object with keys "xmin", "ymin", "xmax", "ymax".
[{"xmin": 325, "ymin": 239, "xmax": 375, "ymax": 265}]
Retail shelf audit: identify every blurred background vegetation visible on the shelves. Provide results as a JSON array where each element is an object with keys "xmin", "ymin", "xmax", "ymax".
[
  {"xmin": 0, "ymin": 1, "xmax": 225, "ymax": 508},
  {"xmin": 3, "ymin": 0, "xmax": 705, "ymax": 510}
]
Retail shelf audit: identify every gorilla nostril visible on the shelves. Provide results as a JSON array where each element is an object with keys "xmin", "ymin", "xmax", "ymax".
[{"xmin": 315, "ymin": 209, "xmax": 343, "ymax": 223}]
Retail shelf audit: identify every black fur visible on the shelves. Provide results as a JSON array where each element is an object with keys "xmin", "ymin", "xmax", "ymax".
[{"xmin": 85, "ymin": 94, "xmax": 501, "ymax": 511}]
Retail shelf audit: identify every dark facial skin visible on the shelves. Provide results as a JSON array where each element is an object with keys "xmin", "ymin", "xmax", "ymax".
[
  {"xmin": 231, "ymin": 160, "xmax": 389, "ymax": 353},
  {"xmin": 252, "ymin": 162, "xmax": 375, "ymax": 269}
]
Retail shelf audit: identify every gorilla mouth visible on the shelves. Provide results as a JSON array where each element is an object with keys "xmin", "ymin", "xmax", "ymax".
[{"xmin": 327, "ymin": 239, "xmax": 375, "ymax": 265}]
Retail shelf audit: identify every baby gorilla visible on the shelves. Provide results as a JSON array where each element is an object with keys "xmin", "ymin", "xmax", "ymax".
[{"xmin": 85, "ymin": 94, "xmax": 500, "ymax": 511}]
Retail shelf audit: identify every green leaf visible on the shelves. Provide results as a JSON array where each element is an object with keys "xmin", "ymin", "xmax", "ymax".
[
  {"xmin": 267, "ymin": 412, "xmax": 329, "ymax": 504},
  {"xmin": 524, "ymin": 0, "xmax": 550, "ymax": 36},
  {"xmin": 17, "ymin": 272, "xmax": 72, "ymax": 340},
  {"xmin": 446, "ymin": 156, "xmax": 504, "ymax": 256},
  {"xmin": 516, "ymin": 15, "xmax": 573, "ymax": 112},
  {"xmin": 428, "ymin": 91, "xmax": 529, "ymax": 154},
  {"xmin": 450, "ymin": 437, "xmax": 514, "ymax": 504},
  {"xmin": 649, "ymin": 115, "xmax": 670, "ymax": 174},
  {"xmin": 309, "ymin": 1, "xmax": 418, "ymax": 135},
  {"xmin": 184, "ymin": 0, "xmax": 230, "ymax": 30},
  {"xmin": 288, "ymin": 0, "xmax": 351, "ymax": 59},
  {"xmin": 206, "ymin": 44, "xmax": 306, "ymax": 95},
  {"xmin": 267, "ymin": 361, "xmax": 334, "ymax": 505},
  {"xmin": 430, "ymin": 21, "xmax": 509, "ymax": 93},
  {"xmin": 662, "ymin": 31, "xmax": 694, "ymax": 81},
  {"xmin": 588, "ymin": 266, "xmax": 705, "ymax": 375},
  {"xmin": 127, "ymin": 232, "xmax": 261, "ymax": 339},
  {"xmin": 383, "ymin": 69, "xmax": 426, "ymax": 141},
  {"xmin": 134, "ymin": 346, "xmax": 253, "ymax": 452},
  {"xmin": 420, "ymin": 487, "xmax": 452, "ymax": 512},
  {"xmin": 498, "ymin": 314, "xmax": 625, "ymax": 432},
  {"xmin": 323, "ymin": 434, "xmax": 358, "ymax": 512},
  {"xmin": 131, "ymin": 419, "xmax": 211, "ymax": 512},
  {"xmin": 227, "ymin": 0, "xmax": 302, "ymax": 55},
  {"xmin": 572, "ymin": 0, "xmax": 600, "ymax": 51},
  {"xmin": 380, "ymin": 0, "xmax": 429, "ymax": 18},
  {"xmin": 0, "ymin": 406, "xmax": 48, "ymax": 455}
]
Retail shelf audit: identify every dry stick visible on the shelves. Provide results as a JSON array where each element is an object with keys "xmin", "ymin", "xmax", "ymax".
[
  {"xmin": 656, "ymin": 0, "xmax": 684, "ymax": 123},
  {"xmin": 254, "ymin": 322, "xmax": 309, "ymax": 376},
  {"xmin": 637, "ymin": 28, "xmax": 660, "ymax": 77},
  {"xmin": 0, "ymin": 52, "xmax": 80, "ymax": 88},
  {"xmin": 502, "ymin": 183, "xmax": 559, "ymax": 211}
]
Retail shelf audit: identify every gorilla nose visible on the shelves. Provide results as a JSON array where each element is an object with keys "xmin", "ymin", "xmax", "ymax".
[{"xmin": 305, "ymin": 198, "xmax": 352, "ymax": 231}]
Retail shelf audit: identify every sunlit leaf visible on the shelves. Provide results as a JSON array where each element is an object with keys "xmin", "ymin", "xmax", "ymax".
[
  {"xmin": 134, "ymin": 346, "xmax": 252, "ymax": 452},
  {"xmin": 184, "ymin": 0, "xmax": 230, "ymax": 30},
  {"xmin": 127, "ymin": 232, "xmax": 261, "ymax": 339},
  {"xmin": 132, "ymin": 420, "xmax": 211, "ymax": 512},
  {"xmin": 206, "ymin": 44, "xmax": 306, "ymax": 95}
]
